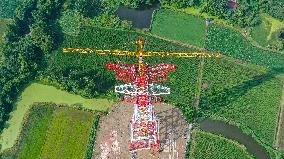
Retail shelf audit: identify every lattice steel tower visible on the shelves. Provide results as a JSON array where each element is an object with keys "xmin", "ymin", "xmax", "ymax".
[{"xmin": 63, "ymin": 38, "xmax": 220, "ymax": 152}]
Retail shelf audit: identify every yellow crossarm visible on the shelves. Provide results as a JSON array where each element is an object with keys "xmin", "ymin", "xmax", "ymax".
[
  {"xmin": 143, "ymin": 51, "xmax": 221, "ymax": 58},
  {"xmin": 63, "ymin": 48, "xmax": 136, "ymax": 56},
  {"xmin": 63, "ymin": 48, "xmax": 221, "ymax": 58}
]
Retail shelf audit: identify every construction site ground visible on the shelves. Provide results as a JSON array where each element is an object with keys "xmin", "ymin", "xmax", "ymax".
[{"xmin": 92, "ymin": 102, "xmax": 190, "ymax": 159}]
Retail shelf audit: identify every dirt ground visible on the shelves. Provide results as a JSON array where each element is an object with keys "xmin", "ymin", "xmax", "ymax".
[{"xmin": 92, "ymin": 102, "xmax": 190, "ymax": 159}]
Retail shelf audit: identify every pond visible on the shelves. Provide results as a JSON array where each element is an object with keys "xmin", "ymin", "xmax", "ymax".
[
  {"xmin": 199, "ymin": 119, "xmax": 270, "ymax": 159},
  {"xmin": 115, "ymin": 3, "xmax": 160, "ymax": 29}
]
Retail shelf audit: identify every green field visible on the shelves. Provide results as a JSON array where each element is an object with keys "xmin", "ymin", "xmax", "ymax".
[
  {"xmin": 0, "ymin": 83, "xmax": 113, "ymax": 151},
  {"xmin": 250, "ymin": 18, "xmax": 271, "ymax": 47},
  {"xmin": 40, "ymin": 108, "xmax": 93, "ymax": 158},
  {"xmin": 198, "ymin": 57, "xmax": 283, "ymax": 146},
  {"xmin": 250, "ymin": 14, "xmax": 284, "ymax": 48},
  {"xmin": 206, "ymin": 24, "xmax": 284, "ymax": 69},
  {"xmin": 17, "ymin": 104, "xmax": 55, "ymax": 159},
  {"xmin": 210, "ymin": 77, "xmax": 283, "ymax": 145},
  {"xmin": 190, "ymin": 130, "xmax": 253, "ymax": 159},
  {"xmin": 1, "ymin": 104, "xmax": 95, "ymax": 159},
  {"xmin": 151, "ymin": 9, "xmax": 206, "ymax": 47}
]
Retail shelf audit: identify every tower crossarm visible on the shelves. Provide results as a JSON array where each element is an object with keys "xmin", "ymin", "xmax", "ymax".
[
  {"xmin": 63, "ymin": 48, "xmax": 221, "ymax": 58},
  {"xmin": 63, "ymin": 48, "xmax": 136, "ymax": 56},
  {"xmin": 142, "ymin": 51, "xmax": 221, "ymax": 58}
]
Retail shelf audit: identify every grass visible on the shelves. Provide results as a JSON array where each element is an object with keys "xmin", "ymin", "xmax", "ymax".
[
  {"xmin": 190, "ymin": 130, "xmax": 253, "ymax": 159},
  {"xmin": 250, "ymin": 14, "xmax": 284, "ymax": 48},
  {"xmin": 263, "ymin": 14, "xmax": 284, "ymax": 41},
  {"xmin": 40, "ymin": 108, "xmax": 94, "ymax": 159},
  {"xmin": 151, "ymin": 9, "xmax": 206, "ymax": 47},
  {"xmin": 250, "ymin": 18, "xmax": 271, "ymax": 47},
  {"xmin": 182, "ymin": 7, "xmax": 228, "ymax": 24},
  {"xmin": 0, "ymin": 83, "xmax": 113, "ymax": 151},
  {"xmin": 1, "ymin": 104, "xmax": 95, "ymax": 159},
  {"xmin": 0, "ymin": 18, "xmax": 11, "ymax": 43},
  {"xmin": 17, "ymin": 104, "xmax": 55, "ymax": 159}
]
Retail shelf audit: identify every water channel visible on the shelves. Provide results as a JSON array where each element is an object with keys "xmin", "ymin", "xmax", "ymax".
[{"xmin": 199, "ymin": 119, "xmax": 270, "ymax": 159}]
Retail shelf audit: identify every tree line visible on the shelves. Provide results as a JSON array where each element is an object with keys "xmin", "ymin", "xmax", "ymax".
[
  {"xmin": 161, "ymin": 0, "xmax": 284, "ymax": 28},
  {"xmin": 0, "ymin": 0, "xmax": 63, "ymax": 132}
]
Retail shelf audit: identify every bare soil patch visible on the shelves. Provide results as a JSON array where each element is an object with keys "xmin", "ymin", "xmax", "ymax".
[{"xmin": 92, "ymin": 102, "xmax": 190, "ymax": 159}]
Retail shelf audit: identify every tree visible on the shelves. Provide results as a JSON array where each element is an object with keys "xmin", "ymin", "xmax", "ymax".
[{"xmin": 64, "ymin": 0, "xmax": 102, "ymax": 17}]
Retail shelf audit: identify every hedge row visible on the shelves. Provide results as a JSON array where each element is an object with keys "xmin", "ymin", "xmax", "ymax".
[{"xmin": 84, "ymin": 115, "xmax": 100, "ymax": 159}]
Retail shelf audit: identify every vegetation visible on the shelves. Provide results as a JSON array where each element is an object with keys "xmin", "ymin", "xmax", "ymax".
[
  {"xmin": 44, "ymin": 26, "xmax": 199, "ymax": 121},
  {"xmin": 64, "ymin": 0, "xmax": 103, "ymax": 18},
  {"xmin": 0, "ymin": 103, "xmax": 95, "ymax": 159},
  {"xmin": 210, "ymin": 74, "xmax": 282, "ymax": 145},
  {"xmin": 0, "ymin": 0, "xmax": 283, "ymax": 158},
  {"xmin": 0, "ymin": 0, "xmax": 63, "ymax": 136},
  {"xmin": 84, "ymin": 116, "xmax": 100, "ymax": 159},
  {"xmin": 151, "ymin": 9, "xmax": 206, "ymax": 47},
  {"xmin": 102, "ymin": 0, "xmax": 157, "ymax": 10},
  {"xmin": 250, "ymin": 14, "xmax": 284, "ymax": 50},
  {"xmin": 160, "ymin": 0, "xmax": 200, "ymax": 8},
  {"xmin": 250, "ymin": 17, "xmax": 271, "ymax": 47},
  {"xmin": 0, "ymin": 19, "xmax": 12, "ymax": 43},
  {"xmin": 198, "ymin": 56, "xmax": 283, "ymax": 146},
  {"xmin": 16, "ymin": 103, "xmax": 55, "ymax": 159},
  {"xmin": 264, "ymin": 0, "xmax": 284, "ymax": 22},
  {"xmin": 0, "ymin": 103, "xmax": 55, "ymax": 159},
  {"xmin": 190, "ymin": 130, "xmax": 253, "ymax": 159},
  {"xmin": 199, "ymin": 58, "xmax": 267, "ymax": 116},
  {"xmin": 0, "ymin": 83, "xmax": 113, "ymax": 151},
  {"xmin": 205, "ymin": 24, "xmax": 284, "ymax": 70},
  {"xmin": 161, "ymin": 0, "xmax": 283, "ymax": 28},
  {"xmin": 0, "ymin": 0, "xmax": 19, "ymax": 18},
  {"xmin": 40, "ymin": 108, "xmax": 94, "ymax": 159},
  {"xmin": 277, "ymin": 90, "xmax": 284, "ymax": 152}
]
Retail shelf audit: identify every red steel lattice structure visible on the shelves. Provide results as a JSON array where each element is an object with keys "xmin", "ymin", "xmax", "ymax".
[
  {"xmin": 63, "ymin": 38, "xmax": 221, "ymax": 152},
  {"xmin": 107, "ymin": 61, "xmax": 176, "ymax": 151}
]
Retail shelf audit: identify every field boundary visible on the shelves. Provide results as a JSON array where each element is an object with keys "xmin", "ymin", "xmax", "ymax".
[
  {"xmin": 0, "ymin": 103, "xmax": 100, "ymax": 157},
  {"xmin": 210, "ymin": 22, "xmax": 284, "ymax": 55},
  {"xmin": 161, "ymin": 7, "xmax": 284, "ymax": 55},
  {"xmin": 274, "ymin": 77, "xmax": 284, "ymax": 150},
  {"xmin": 0, "ymin": 83, "xmax": 113, "ymax": 151}
]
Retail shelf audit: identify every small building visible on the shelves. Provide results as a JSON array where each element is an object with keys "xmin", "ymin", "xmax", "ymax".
[{"xmin": 227, "ymin": 0, "xmax": 238, "ymax": 10}]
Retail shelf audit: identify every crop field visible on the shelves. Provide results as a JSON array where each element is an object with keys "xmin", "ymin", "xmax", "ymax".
[
  {"xmin": 1, "ymin": 103, "xmax": 95, "ymax": 158},
  {"xmin": 151, "ymin": 9, "xmax": 206, "ymax": 47},
  {"xmin": 40, "ymin": 108, "xmax": 94, "ymax": 158},
  {"xmin": 190, "ymin": 130, "xmax": 253, "ymax": 159},
  {"xmin": 206, "ymin": 24, "xmax": 284, "ymax": 69},
  {"xmin": 16, "ymin": 104, "xmax": 55, "ymax": 159},
  {"xmin": 200, "ymin": 58, "xmax": 283, "ymax": 146},
  {"xmin": 277, "ymin": 89, "xmax": 284, "ymax": 152},
  {"xmin": 0, "ymin": 83, "xmax": 113, "ymax": 151},
  {"xmin": 211, "ymin": 77, "xmax": 282, "ymax": 145}
]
